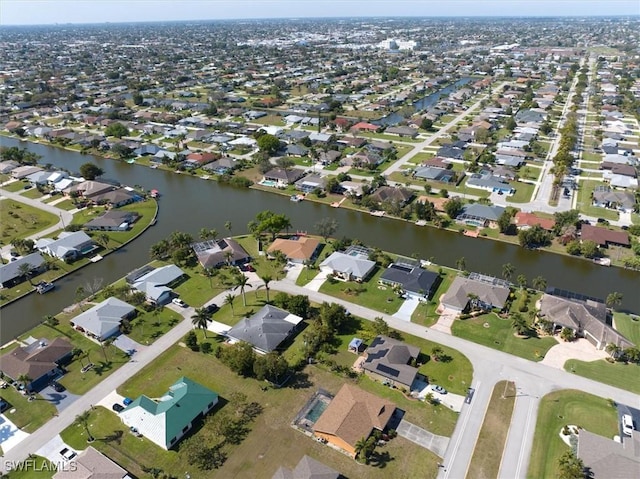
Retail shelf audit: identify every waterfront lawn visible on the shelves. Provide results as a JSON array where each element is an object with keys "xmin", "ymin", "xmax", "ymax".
[
  {"xmin": 0, "ymin": 199, "xmax": 59, "ymax": 246},
  {"xmin": 466, "ymin": 381, "xmax": 516, "ymax": 479},
  {"xmin": 528, "ymin": 390, "xmax": 618, "ymax": 479},
  {"xmin": 613, "ymin": 313, "xmax": 640, "ymax": 346},
  {"xmin": 93, "ymin": 344, "xmax": 441, "ymax": 479},
  {"xmin": 451, "ymin": 312, "xmax": 557, "ymax": 362},
  {"xmin": 564, "ymin": 359, "xmax": 640, "ymax": 394},
  {"xmin": 95, "ymin": 199, "xmax": 158, "ymax": 249},
  {"xmin": 319, "ymin": 267, "xmax": 404, "ymax": 315},
  {"xmin": 172, "ymin": 264, "xmax": 242, "ymax": 308},
  {"xmin": 2, "ymin": 456, "xmax": 55, "ymax": 479}
]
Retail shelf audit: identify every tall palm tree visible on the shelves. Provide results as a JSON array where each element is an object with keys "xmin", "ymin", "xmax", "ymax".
[
  {"xmin": 191, "ymin": 308, "xmax": 211, "ymax": 338},
  {"xmin": 75, "ymin": 410, "xmax": 94, "ymax": 442},
  {"xmin": 532, "ymin": 276, "xmax": 547, "ymax": 292},
  {"xmin": 502, "ymin": 263, "xmax": 515, "ymax": 282},
  {"xmin": 606, "ymin": 292, "xmax": 623, "ymax": 311},
  {"xmin": 96, "ymin": 233, "xmax": 110, "ymax": 250},
  {"xmin": 100, "ymin": 337, "xmax": 115, "ymax": 362},
  {"xmin": 234, "ymin": 275, "xmax": 253, "ymax": 307},
  {"xmin": 260, "ymin": 274, "xmax": 273, "ymax": 303},
  {"xmin": 224, "ymin": 293, "xmax": 236, "ymax": 315},
  {"xmin": 354, "ymin": 437, "xmax": 368, "ymax": 460},
  {"xmin": 17, "ymin": 373, "xmax": 32, "ymax": 392},
  {"xmin": 17, "ymin": 263, "xmax": 34, "ymax": 285},
  {"xmin": 511, "ymin": 313, "xmax": 529, "ymax": 336}
]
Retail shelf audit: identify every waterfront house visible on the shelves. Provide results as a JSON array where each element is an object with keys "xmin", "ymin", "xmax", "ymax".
[
  {"xmin": 225, "ymin": 304, "xmax": 303, "ymax": 354},
  {"xmin": 90, "ymin": 188, "xmax": 139, "ymax": 207},
  {"xmin": 379, "ymin": 261, "xmax": 440, "ymax": 299},
  {"xmin": 119, "ymin": 377, "xmax": 218, "ymax": 450},
  {"xmin": 267, "ymin": 236, "xmax": 320, "ymax": 264},
  {"xmin": 202, "ymin": 157, "xmax": 237, "ymax": 175},
  {"xmin": 0, "ymin": 337, "xmax": 73, "ymax": 392},
  {"xmin": 456, "ymin": 204, "xmax": 505, "ymax": 228},
  {"xmin": 362, "ymin": 335, "xmax": 420, "ymax": 389},
  {"xmin": 84, "ymin": 210, "xmax": 140, "ymax": 231},
  {"xmin": 0, "ymin": 160, "xmax": 19, "ymax": 174},
  {"xmin": 0, "ymin": 252, "xmax": 46, "ymax": 288},
  {"xmin": 294, "ymin": 174, "xmax": 326, "ymax": 194},
  {"xmin": 441, "ymin": 275, "xmax": 510, "ymax": 312},
  {"xmin": 514, "ymin": 212, "xmax": 556, "ymax": 231},
  {"xmin": 319, "ymin": 246, "xmax": 376, "ymax": 282},
  {"xmin": 131, "ymin": 264, "xmax": 186, "ymax": 304},
  {"xmin": 263, "ymin": 167, "xmax": 305, "ymax": 187},
  {"xmin": 580, "ymin": 225, "xmax": 630, "ymax": 248},
  {"xmin": 368, "ymin": 186, "xmax": 414, "ymax": 206},
  {"xmin": 71, "ymin": 297, "xmax": 137, "ymax": 341},
  {"xmin": 11, "ymin": 165, "xmax": 43, "ymax": 179},
  {"xmin": 385, "ymin": 126, "xmax": 418, "ymax": 138},
  {"xmin": 312, "ymin": 384, "xmax": 396, "ymax": 458},
  {"xmin": 35, "ymin": 231, "xmax": 96, "ymax": 261},
  {"xmin": 192, "ymin": 238, "xmax": 250, "ymax": 269}
]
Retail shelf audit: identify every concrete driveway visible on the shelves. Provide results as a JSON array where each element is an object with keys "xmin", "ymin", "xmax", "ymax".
[
  {"xmin": 397, "ymin": 419, "xmax": 449, "ymax": 457},
  {"xmin": 304, "ymin": 270, "xmax": 329, "ymax": 292},
  {"xmin": 113, "ymin": 334, "xmax": 146, "ymax": 355},
  {"xmin": 0, "ymin": 414, "xmax": 30, "ymax": 453},
  {"xmin": 96, "ymin": 390, "xmax": 126, "ymax": 411},
  {"xmin": 540, "ymin": 338, "xmax": 608, "ymax": 369},
  {"xmin": 35, "ymin": 434, "xmax": 75, "ymax": 466},
  {"xmin": 393, "ymin": 296, "xmax": 420, "ymax": 322},
  {"xmin": 39, "ymin": 385, "xmax": 81, "ymax": 412}
]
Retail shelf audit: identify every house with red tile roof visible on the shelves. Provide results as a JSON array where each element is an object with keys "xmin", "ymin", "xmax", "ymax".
[{"xmin": 514, "ymin": 212, "xmax": 556, "ymax": 231}]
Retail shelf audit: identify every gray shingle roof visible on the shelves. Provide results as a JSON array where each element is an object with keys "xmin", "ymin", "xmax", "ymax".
[
  {"xmin": 441, "ymin": 276, "xmax": 510, "ymax": 311},
  {"xmin": 379, "ymin": 264, "xmax": 440, "ymax": 297},
  {"xmin": 0, "ymin": 252, "xmax": 45, "ymax": 285},
  {"xmin": 320, "ymin": 252, "xmax": 376, "ymax": 280},
  {"xmin": 71, "ymin": 297, "xmax": 135, "ymax": 339},
  {"xmin": 362, "ymin": 335, "xmax": 420, "ymax": 388},
  {"xmin": 226, "ymin": 305, "xmax": 302, "ymax": 353}
]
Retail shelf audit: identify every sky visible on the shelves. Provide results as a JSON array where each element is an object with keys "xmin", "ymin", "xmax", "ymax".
[{"xmin": 0, "ymin": 0, "xmax": 638, "ymax": 26}]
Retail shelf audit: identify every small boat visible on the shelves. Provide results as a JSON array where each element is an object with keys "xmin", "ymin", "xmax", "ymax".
[
  {"xmin": 35, "ymin": 281, "xmax": 55, "ymax": 294},
  {"xmin": 150, "ymin": 164, "xmax": 158, "ymax": 169},
  {"xmin": 290, "ymin": 194, "xmax": 303, "ymax": 202},
  {"xmin": 150, "ymin": 189, "xmax": 160, "ymax": 198},
  {"xmin": 126, "ymin": 158, "xmax": 136, "ymax": 164}
]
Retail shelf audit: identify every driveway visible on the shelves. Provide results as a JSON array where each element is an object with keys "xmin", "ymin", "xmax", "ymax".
[
  {"xmin": 35, "ymin": 434, "xmax": 75, "ymax": 466},
  {"xmin": 39, "ymin": 385, "xmax": 81, "ymax": 412},
  {"xmin": 96, "ymin": 390, "xmax": 126, "ymax": 411},
  {"xmin": 411, "ymin": 378, "xmax": 466, "ymax": 413},
  {"xmin": 396, "ymin": 419, "xmax": 450, "ymax": 457},
  {"xmin": 304, "ymin": 270, "xmax": 329, "ymax": 292},
  {"xmin": 431, "ymin": 307, "xmax": 458, "ymax": 334},
  {"xmin": 393, "ymin": 296, "xmax": 420, "ymax": 322},
  {"xmin": 0, "ymin": 414, "xmax": 30, "ymax": 453},
  {"xmin": 113, "ymin": 334, "xmax": 146, "ymax": 355},
  {"xmin": 540, "ymin": 338, "xmax": 608, "ymax": 369}
]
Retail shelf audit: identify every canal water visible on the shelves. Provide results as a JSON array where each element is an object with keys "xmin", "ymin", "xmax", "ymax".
[{"xmin": 1, "ymin": 137, "xmax": 638, "ymax": 342}]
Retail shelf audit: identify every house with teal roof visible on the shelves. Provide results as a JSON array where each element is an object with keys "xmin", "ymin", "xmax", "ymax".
[{"xmin": 119, "ymin": 376, "xmax": 218, "ymax": 449}]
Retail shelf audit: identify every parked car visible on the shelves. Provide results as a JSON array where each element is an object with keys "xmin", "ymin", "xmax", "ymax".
[
  {"xmin": 0, "ymin": 397, "xmax": 9, "ymax": 413},
  {"xmin": 123, "ymin": 397, "xmax": 133, "ymax": 406},
  {"xmin": 172, "ymin": 298, "xmax": 187, "ymax": 308},
  {"xmin": 112, "ymin": 403, "xmax": 125, "ymax": 413},
  {"xmin": 432, "ymin": 385, "xmax": 447, "ymax": 395},
  {"xmin": 241, "ymin": 263, "xmax": 255, "ymax": 272},
  {"xmin": 622, "ymin": 414, "xmax": 635, "ymax": 436},
  {"xmin": 60, "ymin": 448, "xmax": 77, "ymax": 461},
  {"xmin": 51, "ymin": 381, "xmax": 65, "ymax": 392},
  {"xmin": 204, "ymin": 303, "xmax": 219, "ymax": 315}
]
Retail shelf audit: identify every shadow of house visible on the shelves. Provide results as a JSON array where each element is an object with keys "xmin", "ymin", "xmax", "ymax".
[
  {"xmin": 0, "ymin": 337, "xmax": 73, "ymax": 392},
  {"xmin": 361, "ymin": 335, "xmax": 420, "ymax": 389}
]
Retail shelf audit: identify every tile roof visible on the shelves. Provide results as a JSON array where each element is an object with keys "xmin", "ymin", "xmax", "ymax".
[
  {"xmin": 267, "ymin": 237, "xmax": 320, "ymax": 261},
  {"xmin": 441, "ymin": 276, "xmax": 510, "ymax": 311}
]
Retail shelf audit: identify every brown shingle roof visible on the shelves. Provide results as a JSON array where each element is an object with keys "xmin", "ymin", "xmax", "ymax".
[
  {"xmin": 313, "ymin": 384, "xmax": 395, "ymax": 448},
  {"xmin": 0, "ymin": 337, "xmax": 73, "ymax": 382},
  {"xmin": 581, "ymin": 225, "xmax": 630, "ymax": 247}
]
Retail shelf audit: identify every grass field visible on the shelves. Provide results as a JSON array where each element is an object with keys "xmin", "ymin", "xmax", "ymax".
[
  {"xmin": 0, "ymin": 199, "xmax": 59, "ymax": 246},
  {"xmin": 21, "ymin": 188, "xmax": 45, "ymax": 199},
  {"xmin": 2, "ymin": 181, "xmax": 27, "ymax": 192},
  {"xmin": 506, "ymin": 182, "xmax": 534, "ymax": 204},
  {"xmin": 411, "ymin": 270, "xmax": 455, "ymax": 327},
  {"xmin": 452, "ymin": 312, "xmax": 557, "ymax": 362},
  {"xmin": 564, "ymin": 359, "xmax": 640, "ymax": 394},
  {"xmin": 576, "ymin": 180, "xmax": 620, "ymax": 221},
  {"xmin": 613, "ymin": 313, "xmax": 640, "ymax": 346},
  {"xmin": 58, "ymin": 344, "xmax": 445, "ymax": 479},
  {"xmin": 527, "ymin": 390, "xmax": 618, "ymax": 479},
  {"xmin": 466, "ymin": 381, "xmax": 516, "ymax": 479}
]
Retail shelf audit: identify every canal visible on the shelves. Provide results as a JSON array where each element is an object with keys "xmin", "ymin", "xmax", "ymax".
[{"xmin": 1, "ymin": 137, "xmax": 639, "ymax": 342}]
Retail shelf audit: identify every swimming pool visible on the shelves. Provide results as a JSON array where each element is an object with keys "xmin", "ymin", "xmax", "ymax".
[
  {"xmin": 305, "ymin": 399, "xmax": 328, "ymax": 422},
  {"xmin": 260, "ymin": 180, "xmax": 277, "ymax": 187}
]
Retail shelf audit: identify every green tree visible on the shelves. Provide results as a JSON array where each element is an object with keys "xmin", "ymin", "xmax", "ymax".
[
  {"xmin": 315, "ymin": 217, "xmax": 339, "ymax": 241},
  {"xmin": 516, "ymin": 274, "xmax": 528, "ymax": 289},
  {"xmin": 224, "ymin": 293, "xmax": 236, "ymax": 315},
  {"xmin": 191, "ymin": 308, "xmax": 211, "ymax": 338},
  {"xmin": 17, "ymin": 263, "xmax": 35, "ymax": 285},
  {"xmin": 420, "ymin": 118, "xmax": 433, "ymax": 131},
  {"xmin": 580, "ymin": 240, "xmax": 599, "ymax": 259},
  {"xmin": 17, "ymin": 373, "xmax": 32, "ymax": 391},
  {"xmin": 104, "ymin": 122, "xmax": 129, "ymax": 138},
  {"xmin": 218, "ymin": 341, "xmax": 256, "ymax": 377},
  {"xmin": 260, "ymin": 275, "xmax": 273, "ymax": 303},
  {"xmin": 605, "ymin": 292, "xmax": 623, "ymax": 310},
  {"xmin": 532, "ymin": 276, "xmax": 547, "ymax": 292},
  {"xmin": 497, "ymin": 209, "xmax": 514, "ymax": 234},
  {"xmin": 456, "ymin": 256, "xmax": 467, "ymax": 272},
  {"xmin": 511, "ymin": 313, "xmax": 529, "ymax": 336},
  {"xmin": 502, "ymin": 262, "xmax": 515, "ymax": 281},
  {"xmin": 234, "ymin": 274, "xmax": 252, "ymax": 307},
  {"xmin": 443, "ymin": 197, "xmax": 464, "ymax": 219},
  {"xmin": 256, "ymin": 134, "xmax": 280, "ymax": 155},
  {"xmin": 557, "ymin": 450, "xmax": 584, "ymax": 479},
  {"xmin": 79, "ymin": 162, "xmax": 104, "ymax": 180},
  {"xmin": 248, "ymin": 210, "xmax": 292, "ymax": 241},
  {"xmin": 74, "ymin": 410, "xmax": 95, "ymax": 442},
  {"xmin": 253, "ymin": 352, "xmax": 290, "ymax": 384}
]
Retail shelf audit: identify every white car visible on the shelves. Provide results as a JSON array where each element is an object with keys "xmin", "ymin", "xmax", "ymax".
[
  {"xmin": 60, "ymin": 448, "xmax": 76, "ymax": 461},
  {"xmin": 622, "ymin": 414, "xmax": 635, "ymax": 436},
  {"xmin": 172, "ymin": 298, "xmax": 187, "ymax": 308}
]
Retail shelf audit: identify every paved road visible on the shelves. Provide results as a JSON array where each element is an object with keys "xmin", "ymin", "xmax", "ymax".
[
  {"xmin": 2, "ymin": 273, "xmax": 639, "ymax": 477},
  {"xmin": 0, "ymin": 186, "xmax": 73, "ymax": 257}
]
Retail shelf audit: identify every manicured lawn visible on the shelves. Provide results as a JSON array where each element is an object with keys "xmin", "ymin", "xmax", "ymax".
[
  {"xmin": 211, "ymin": 290, "xmax": 271, "ymax": 326},
  {"xmin": 564, "ymin": 359, "xmax": 640, "ymax": 394},
  {"xmin": 295, "ymin": 267, "xmax": 320, "ymax": 286},
  {"xmin": 171, "ymin": 263, "xmax": 241, "ymax": 308},
  {"xmin": 527, "ymin": 390, "xmax": 618, "ymax": 479},
  {"xmin": 576, "ymin": 181, "xmax": 620, "ymax": 221},
  {"xmin": 94, "ymin": 199, "xmax": 158, "ymax": 248},
  {"xmin": 411, "ymin": 270, "xmax": 455, "ymax": 327},
  {"xmin": 3, "ymin": 181, "xmax": 27, "ymax": 192},
  {"xmin": 466, "ymin": 381, "xmax": 516, "ymax": 479},
  {"xmin": 452, "ymin": 312, "xmax": 557, "ymax": 362},
  {"xmin": 581, "ymin": 151, "xmax": 602, "ymax": 162},
  {"xmin": 0, "ymin": 199, "xmax": 59, "ymax": 246},
  {"xmin": 0, "ymin": 383, "xmax": 57, "ymax": 433},
  {"xmin": 506, "ymin": 181, "xmax": 534, "ymax": 204},
  {"xmin": 319, "ymin": 267, "xmax": 404, "ymax": 315},
  {"xmin": 74, "ymin": 344, "xmax": 444, "ymax": 479},
  {"xmin": 51, "ymin": 199, "xmax": 77, "ymax": 210},
  {"xmin": 2, "ymin": 456, "xmax": 55, "ymax": 479},
  {"xmin": 21, "ymin": 188, "xmax": 45, "ymax": 199},
  {"xmin": 613, "ymin": 313, "xmax": 640, "ymax": 346},
  {"xmin": 126, "ymin": 307, "xmax": 183, "ymax": 345}
]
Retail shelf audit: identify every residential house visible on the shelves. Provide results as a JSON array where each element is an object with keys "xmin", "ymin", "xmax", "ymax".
[
  {"xmin": 263, "ymin": 168, "xmax": 305, "ymax": 187},
  {"xmin": 320, "ymin": 246, "xmax": 376, "ymax": 282},
  {"xmin": 90, "ymin": 188, "xmax": 139, "ymax": 207},
  {"xmin": 35, "ymin": 231, "xmax": 96, "ymax": 261},
  {"xmin": 286, "ymin": 144, "xmax": 309, "ymax": 157},
  {"xmin": 133, "ymin": 144, "xmax": 160, "ymax": 157},
  {"xmin": 71, "ymin": 297, "xmax": 137, "ymax": 341},
  {"xmin": 368, "ymin": 186, "xmax": 414, "ymax": 206},
  {"xmin": 53, "ymin": 446, "xmax": 129, "ymax": 479},
  {"xmin": 0, "ymin": 337, "xmax": 73, "ymax": 392},
  {"xmin": 339, "ymin": 180, "xmax": 365, "ymax": 197},
  {"xmin": 226, "ymin": 305, "xmax": 303, "ymax": 354},
  {"xmin": 437, "ymin": 144, "xmax": 465, "ymax": 160},
  {"xmin": 538, "ymin": 294, "xmax": 633, "ymax": 350},
  {"xmin": 580, "ymin": 225, "xmax": 630, "ymax": 248},
  {"xmin": 131, "ymin": 264, "xmax": 186, "ymax": 304},
  {"xmin": 65, "ymin": 180, "xmax": 115, "ymax": 199},
  {"xmin": 183, "ymin": 152, "xmax": 217, "ymax": 169},
  {"xmin": 192, "ymin": 238, "xmax": 250, "ymax": 269},
  {"xmin": 84, "ymin": 210, "xmax": 140, "ymax": 231},
  {"xmin": 350, "ymin": 121, "xmax": 380, "ymax": 132},
  {"xmin": 514, "ymin": 212, "xmax": 556, "ymax": 231},
  {"xmin": 0, "ymin": 252, "xmax": 46, "ymax": 288},
  {"xmin": 120, "ymin": 377, "xmax": 218, "ymax": 450},
  {"xmin": 342, "ymin": 150, "xmax": 383, "ymax": 169},
  {"xmin": 362, "ymin": 335, "xmax": 420, "ymax": 389},
  {"xmin": 592, "ymin": 186, "xmax": 636, "ymax": 213},
  {"xmin": 272, "ymin": 455, "xmax": 339, "ymax": 479},
  {"xmin": 11, "ymin": 165, "xmax": 43, "ymax": 179},
  {"xmin": 312, "ymin": 384, "xmax": 396, "ymax": 458},
  {"xmin": 267, "ymin": 237, "xmax": 321, "ymax": 264},
  {"xmin": 294, "ymin": 174, "xmax": 326, "ymax": 194},
  {"xmin": 456, "ymin": 204, "xmax": 505, "ymax": 228},
  {"xmin": 413, "ymin": 165, "xmax": 457, "ymax": 183},
  {"xmin": 466, "ymin": 172, "xmax": 515, "ymax": 195},
  {"xmin": 385, "ymin": 126, "xmax": 418, "ymax": 138},
  {"xmin": 202, "ymin": 157, "xmax": 237, "ymax": 175},
  {"xmin": 318, "ymin": 150, "xmax": 341, "ymax": 165},
  {"xmin": 577, "ymin": 429, "xmax": 640, "ymax": 479},
  {"xmin": 441, "ymin": 275, "xmax": 511, "ymax": 312},
  {"xmin": 0, "ymin": 160, "xmax": 19, "ymax": 174},
  {"xmin": 379, "ymin": 262, "xmax": 441, "ymax": 299}
]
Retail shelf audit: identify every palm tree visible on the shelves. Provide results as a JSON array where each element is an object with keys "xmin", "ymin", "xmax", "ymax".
[
  {"xmin": 224, "ymin": 293, "xmax": 236, "ymax": 315},
  {"xmin": 96, "ymin": 233, "xmax": 110, "ymax": 250},
  {"xmin": 354, "ymin": 437, "xmax": 369, "ymax": 461},
  {"xmin": 17, "ymin": 373, "xmax": 32, "ymax": 392},
  {"xmin": 260, "ymin": 274, "xmax": 273, "ymax": 303},
  {"xmin": 502, "ymin": 262, "xmax": 515, "ymax": 282},
  {"xmin": 234, "ymin": 275, "xmax": 252, "ymax": 307},
  {"xmin": 511, "ymin": 313, "xmax": 529, "ymax": 336},
  {"xmin": 100, "ymin": 337, "xmax": 115, "ymax": 362},
  {"xmin": 17, "ymin": 263, "xmax": 34, "ymax": 285},
  {"xmin": 75, "ymin": 286, "xmax": 87, "ymax": 311},
  {"xmin": 605, "ymin": 292, "xmax": 623, "ymax": 311},
  {"xmin": 516, "ymin": 274, "xmax": 528, "ymax": 289},
  {"xmin": 605, "ymin": 342, "xmax": 621, "ymax": 359},
  {"xmin": 532, "ymin": 276, "xmax": 547, "ymax": 292},
  {"xmin": 202, "ymin": 267, "xmax": 216, "ymax": 289},
  {"xmin": 225, "ymin": 221, "xmax": 232, "ymax": 235},
  {"xmin": 455, "ymin": 256, "xmax": 466, "ymax": 272},
  {"xmin": 75, "ymin": 410, "xmax": 94, "ymax": 442},
  {"xmin": 191, "ymin": 308, "xmax": 211, "ymax": 338},
  {"xmin": 224, "ymin": 251, "xmax": 234, "ymax": 266}
]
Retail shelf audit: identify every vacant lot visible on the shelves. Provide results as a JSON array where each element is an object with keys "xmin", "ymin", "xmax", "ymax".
[
  {"xmin": 0, "ymin": 199, "xmax": 58, "ymax": 246},
  {"xmin": 527, "ymin": 390, "xmax": 618, "ymax": 479},
  {"xmin": 466, "ymin": 381, "xmax": 516, "ymax": 479}
]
